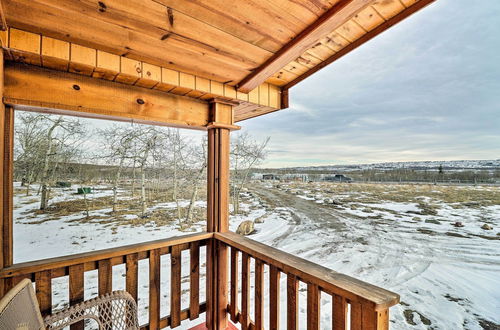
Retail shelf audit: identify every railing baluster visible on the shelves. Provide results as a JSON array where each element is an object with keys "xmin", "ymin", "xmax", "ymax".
[
  {"xmin": 69, "ymin": 264, "xmax": 84, "ymax": 330},
  {"xmin": 254, "ymin": 259, "xmax": 264, "ymax": 330},
  {"xmin": 126, "ymin": 253, "xmax": 138, "ymax": 302},
  {"xmin": 269, "ymin": 265, "xmax": 280, "ymax": 330},
  {"xmin": 307, "ymin": 283, "xmax": 320, "ymax": 330},
  {"xmin": 230, "ymin": 247, "xmax": 239, "ymax": 322},
  {"xmin": 35, "ymin": 270, "xmax": 51, "ymax": 317},
  {"xmin": 149, "ymin": 249, "xmax": 160, "ymax": 329},
  {"xmin": 350, "ymin": 301, "xmax": 362, "ymax": 330},
  {"xmin": 190, "ymin": 242, "xmax": 200, "ymax": 320},
  {"xmin": 287, "ymin": 274, "xmax": 299, "ymax": 330},
  {"xmin": 364, "ymin": 307, "xmax": 389, "ymax": 330},
  {"xmin": 0, "ymin": 235, "xmax": 211, "ymax": 330},
  {"xmin": 171, "ymin": 245, "xmax": 182, "ymax": 327},
  {"xmin": 98, "ymin": 259, "xmax": 112, "ymax": 295},
  {"xmin": 241, "ymin": 252, "xmax": 250, "ymax": 330},
  {"xmin": 332, "ymin": 295, "xmax": 348, "ymax": 330}
]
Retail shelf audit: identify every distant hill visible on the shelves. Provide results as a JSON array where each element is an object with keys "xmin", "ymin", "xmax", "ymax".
[{"xmin": 258, "ymin": 159, "xmax": 500, "ymax": 173}]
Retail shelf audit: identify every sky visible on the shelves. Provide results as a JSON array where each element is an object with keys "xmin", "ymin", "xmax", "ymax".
[{"xmin": 240, "ymin": 0, "xmax": 500, "ymax": 168}]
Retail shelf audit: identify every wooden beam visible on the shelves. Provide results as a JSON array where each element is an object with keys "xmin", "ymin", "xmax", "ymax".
[
  {"xmin": 1, "ymin": 49, "xmax": 13, "ymax": 290},
  {"xmin": 3, "ymin": 62, "xmax": 211, "ymax": 130},
  {"xmin": 236, "ymin": 0, "xmax": 372, "ymax": 92},
  {"xmin": 0, "ymin": 232, "xmax": 212, "ymax": 278},
  {"xmin": 0, "ymin": 0, "xmax": 7, "ymax": 32},
  {"xmin": 284, "ymin": 0, "xmax": 437, "ymax": 89}
]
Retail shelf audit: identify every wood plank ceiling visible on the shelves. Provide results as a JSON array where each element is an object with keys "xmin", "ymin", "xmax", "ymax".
[{"xmin": 1, "ymin": 0, "xmax": 434, "ymax": 92}]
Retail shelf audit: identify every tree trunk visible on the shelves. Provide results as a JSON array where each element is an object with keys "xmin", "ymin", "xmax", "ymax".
[
  {"xmin": 40, "ymin": 118, "xmax": 61, "ymax": 210},
  {"xmin": 173, "ymin": 140, "xmax": 182, "ymax": 223},
  {"xmin": 112, "ymin": 157, "xmax": 125, "ymax": 213},
  {"xmin": 131, "ymin": 160, "xmax": 136, "ymax": 197},
  {"xmin": 140, "ymin": 165, "xmax": 147, "ymax": 217},
  {"xmin": 82, "ymin": 187, "xmax": 89, "ymax": 219},
  {"xmin": 185, "ymin": 166, "xmax": 205, "ymax": 224}
]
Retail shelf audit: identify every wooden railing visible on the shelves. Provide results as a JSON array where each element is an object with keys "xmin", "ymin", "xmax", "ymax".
[
  {"xmin": 216, "ymin": 232, "xmax": 400, "ymax": 330},
  {"xmin": 0, "ymin": 231, "xmax": 400, "ymax": 329},
  {"xmin": 0, "ymin": 232, "xmax": 212, "ymax": 329}
]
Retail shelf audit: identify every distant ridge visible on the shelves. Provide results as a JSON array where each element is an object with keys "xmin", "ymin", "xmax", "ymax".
[{"xmin": 259, "ymin": 159, "xmax": 500, "ymax": 172}]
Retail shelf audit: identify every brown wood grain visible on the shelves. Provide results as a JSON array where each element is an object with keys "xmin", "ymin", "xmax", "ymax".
[
  {"xmin": 3, "ymin": 0, "xmax": 251, "ymax": 83},
  {"xmin": 69, "ymin": 264, "xmax": 84, "ymax": 330},
  {"xmin": 0, "ymin": 68, "xmax": 4, "ymax": 297},
  {"xmin": 230, "ymin": 247, "xmax": 239, "ymax": 322},
  {"xmin": 1, "ymin": 104, "xmax": 13, "ymax": 270},
  {"xmin": 215, "ymin": 232, "xmax": 399, "ymax": 310},
  {"xmin": 241, "ymin": 252, "xmax": 250, "ymax": 330},
  {"xmin": 216, "ymin": 241, "xmax": 229, "ymax": 328},
  {"xmin": 189, "ymin": 241, "xmax": 200, "ymax": 320},
  {"xmin": 0, "ymin": 232, "xmax": 211, "ymax": 278},
  {"xmin": 3, "ymin": 63, "xmax": 210, "ymax": 130},
  {"xmin": 351, "ymin": 301, "xmax": 362, "ymax": 330},
  {"xmin": 269, "ymin": 265, "xmax": 281, "ymax": 330},
  {"xmin": 307, "ymin": 283, "xmax": 320, "ymax": 330},
  {"xmin": 237, "ymin": 0, "xmax": 372, "ymax": 92},
  {"xmin": 149, "ymin": 248, "xmax": 160, "ymax": 329},
  {"xmin": 284, "ymin": 0, "xmax": 437, "ymax": 88},
  {"xmin": 0, "ymin": 52, "xmax": 5, "ymax": 281},
  {"xmin": 126, "ymin": 253, "xmax": 138, "ymax": 302},
  {"xmin": 254, "ymin": 259, "xmax": 264, "ymax": 330},
  {"xmin": 205, "ymin": 239, "xmax": 215, "ymax": 329},
  {"xmin": 171, "ymin": 245, "xmax": 182, "ymax": 327},
  {"xmin": 35, "ymin": 270, "xmax": 51, "ymax": 317},
  {"xmin": 287, "ymin": 274, "xmax": 299, "ymax": 330},
  {"xmin": 333, "ymin": 295, "xmax": 348, "ymax": 330},
  {"xmin": 98, "ymin": 259, "xmax": 112, "ymax": 295},
  {"xmin": 4, "ymin": 27, "xmax": 281, "ymax": 112}
]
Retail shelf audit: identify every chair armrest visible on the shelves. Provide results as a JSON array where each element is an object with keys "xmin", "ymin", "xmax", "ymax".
[{"xmin": 43, "ymin": 291, "xmax": 139, "ymax": 330}]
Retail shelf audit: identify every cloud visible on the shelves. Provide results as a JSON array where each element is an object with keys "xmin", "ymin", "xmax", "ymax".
[{"xmin": 241, "ymin": 0, "xmax": 500, "ymax": 167}]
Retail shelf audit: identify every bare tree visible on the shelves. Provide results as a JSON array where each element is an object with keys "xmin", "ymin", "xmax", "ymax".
[
  {"xmin": 98, "ymin": 125, "xmax": 135, "ymax": 213},
  {"xmin": 14, "ymin": 113, "xmax": 46, "ymax": 196},
  {"xmin": 184, "ymin": 137, "xmax": 207, "ymax": 224},
  {"xmin": 128, "ymin": 126, "xmax": 161, "ymax": 217},
  {"xmin": 230, "ymin": 132, "xmax": 269, "ymax": 214}
]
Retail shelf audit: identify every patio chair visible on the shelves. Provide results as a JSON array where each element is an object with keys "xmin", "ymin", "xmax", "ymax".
[{"xmin": 0, "ymin": 279, "xmax": 139, "ymax": 330}]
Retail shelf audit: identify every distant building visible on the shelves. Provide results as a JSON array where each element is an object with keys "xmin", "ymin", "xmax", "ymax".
[
  {"xmin": 282, "ymin": 173, "xmax": 308, "ymax": 182},
  {"xmin": 262, "ymin": 174, "xmax": 280, "ymax": 180},
  {"xmin": 323, "ymin": 174, "xmax": 352, "ymax": 182}
]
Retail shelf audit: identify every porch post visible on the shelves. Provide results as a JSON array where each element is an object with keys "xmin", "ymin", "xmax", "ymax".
[
  {"xmin": 0, "ymin": 49, "xmax": 14, "ymax": 296},
  {"xmin": 206, "ymin": 99, "xmax": 239, "ymax": 330}
]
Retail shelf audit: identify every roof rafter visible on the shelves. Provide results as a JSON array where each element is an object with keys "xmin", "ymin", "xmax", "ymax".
[
  {"xmin": 284, "ymin": 0, "xmax": 437, "ymax": 89},
  {"xmin": 236, "ymin": 0, "xmax": 373, "ymax": 93}
]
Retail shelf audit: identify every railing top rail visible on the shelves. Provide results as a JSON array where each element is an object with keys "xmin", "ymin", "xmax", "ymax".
[
  {"xmin": 215, "ymin": 232, "xmax": 399, "ymax": 311},
  {"xmin": 0, "ymin": 232, "xmax": 213, "ymax": 278}
]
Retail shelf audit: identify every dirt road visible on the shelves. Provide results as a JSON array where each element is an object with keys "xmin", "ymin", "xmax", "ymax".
[{"xmin": 247, "ymin": 183, "xmax": 500, "ymax": 329}]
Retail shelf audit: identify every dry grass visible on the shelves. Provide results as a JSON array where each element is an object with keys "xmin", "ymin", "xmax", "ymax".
[
  {"xmin": 282, "ymin": 182, "xmax": 500, "ymax": 208},
  {"xmin": 17, "ymin": 189, "xmax": 207, "ymax": 228}
]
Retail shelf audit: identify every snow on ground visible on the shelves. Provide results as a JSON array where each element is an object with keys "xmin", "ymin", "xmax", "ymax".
[{"xmin": 13, "ymin": 181, "xmax": 500, "ymax": 329}]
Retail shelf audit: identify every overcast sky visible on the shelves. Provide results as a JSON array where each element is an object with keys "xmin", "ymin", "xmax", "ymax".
[{"xmin": 240, "ymin": 0, "xmax": 500, "ymax": 168}]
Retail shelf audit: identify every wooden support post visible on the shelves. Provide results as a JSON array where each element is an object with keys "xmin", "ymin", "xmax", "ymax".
[
  {"xmin": 0, "ymin": 50, "xmax": 14, "ymax": 297},
  {"xmin": 206, "ymin": 99, "xmax": 238, "ymax": 329}
]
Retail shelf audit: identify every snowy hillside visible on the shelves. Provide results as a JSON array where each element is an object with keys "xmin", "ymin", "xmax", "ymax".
[{"xmin": 273, "ymin": 159, "xmax": 500, "ymax": 172}]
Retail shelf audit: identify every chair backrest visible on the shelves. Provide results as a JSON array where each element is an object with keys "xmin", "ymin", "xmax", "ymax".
[{"xmin": 0, "ymin": 279, "xmax": 45, "ymax": 330}]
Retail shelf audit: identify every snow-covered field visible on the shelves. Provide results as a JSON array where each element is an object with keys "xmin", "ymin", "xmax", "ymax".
[{"xmin": 13, "ymin": 181, "xmax": 500, "ymax": 329}]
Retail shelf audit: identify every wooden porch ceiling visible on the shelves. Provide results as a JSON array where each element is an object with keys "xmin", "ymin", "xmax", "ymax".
[{"xmin": 0, "ymin": 0, "xmax": 435, "ymax": 120}]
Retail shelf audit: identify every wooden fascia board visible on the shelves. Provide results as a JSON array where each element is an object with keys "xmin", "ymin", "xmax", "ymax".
[
  {"xmin": 1, "ymin": 27, "xmax": 282, "ymax": 110},
  {"xmin": 236, "ymin": 0, "xmax": 372, "ymax": 93},
  {"xmin": 284, "ymin": 0, "xmax": 437, "ymax": 89}
]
